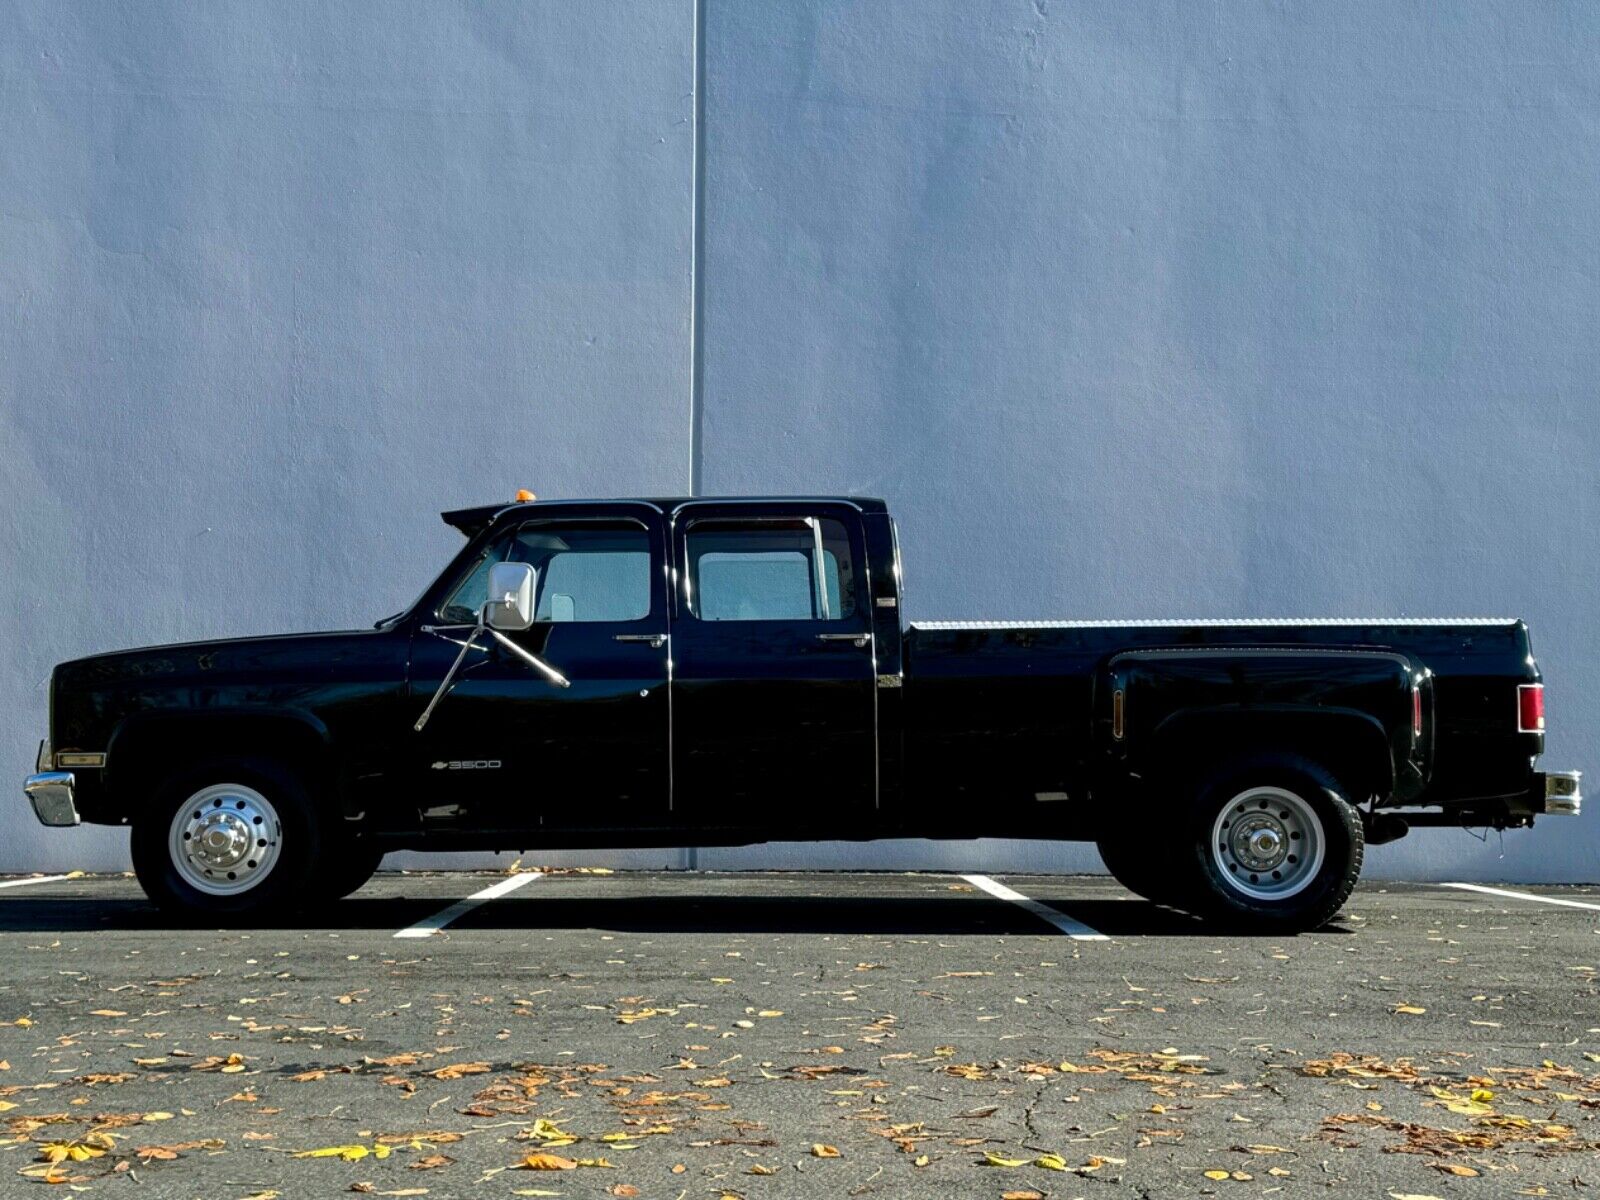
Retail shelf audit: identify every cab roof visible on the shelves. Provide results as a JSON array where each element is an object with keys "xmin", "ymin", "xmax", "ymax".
[{"xmin": 441, "ymin": 496, "xmax": 888, "ymax": 538}]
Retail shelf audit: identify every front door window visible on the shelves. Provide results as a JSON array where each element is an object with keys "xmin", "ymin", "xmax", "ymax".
[{"xmin": 440, "ymin": 524, "xmax": 652, "ymax": 625}]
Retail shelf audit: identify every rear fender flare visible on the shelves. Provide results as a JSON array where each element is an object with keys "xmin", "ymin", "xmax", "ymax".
[{"xmin": 1135, "ymin": 706, "xmax": 1396, "ymax": 803}]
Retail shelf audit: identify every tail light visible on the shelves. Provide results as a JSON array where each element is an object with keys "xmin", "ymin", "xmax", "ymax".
[
  {"xmin": 1412, "ymin": 686, "xmax": 1423, "ymax": 738},
  {"xmin": 1518, "ymin": 683, "xmax": 1545, "ymax": 733}
]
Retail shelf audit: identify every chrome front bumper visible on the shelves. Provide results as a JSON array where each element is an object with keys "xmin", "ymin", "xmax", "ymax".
[
  {"xmin": 1541, "ymin": 770, "xmax": 1582, "ymax": 817},
  {"xmin": 24, "ymin": 771, "xmax": 79, "ymax": 827}
]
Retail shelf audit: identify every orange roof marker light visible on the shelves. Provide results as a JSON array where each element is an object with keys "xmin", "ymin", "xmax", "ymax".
[{"xmin": 514, "ymin": 489, "xmax": 537, "ymax": 502}]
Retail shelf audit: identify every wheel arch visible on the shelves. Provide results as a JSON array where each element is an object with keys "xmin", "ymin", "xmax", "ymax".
[
  {"xmin": 1139, "ymin": 707, "xmax": 1394, "ymax": 804},
  {"xmin": 105, "ymin": 709, "xmax": 333, "ymax": 817}
]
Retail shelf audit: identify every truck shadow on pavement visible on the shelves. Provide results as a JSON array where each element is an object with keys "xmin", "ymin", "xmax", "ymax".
[{"xmin": 0, "ymin": 893, "xmax": 1349, "ymax": 937}]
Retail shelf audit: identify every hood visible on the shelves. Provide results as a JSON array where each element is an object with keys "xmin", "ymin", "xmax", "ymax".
[
  {"xmin": 49, "ymin": 629, "xmax": 408, "ymax": 754},
  {"xmin": 55, "ymin": 629, "xmax": 387, "ymax": 690}
]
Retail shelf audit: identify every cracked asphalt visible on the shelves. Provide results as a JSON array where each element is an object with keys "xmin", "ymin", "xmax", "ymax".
[{"xmin": 2, "ymin": 869, "xmax": 1599, "ymax": 1198}]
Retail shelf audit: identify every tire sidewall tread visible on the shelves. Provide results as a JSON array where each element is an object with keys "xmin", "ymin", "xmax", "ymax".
[
  {"xmin": 131, "ymin": 756, "xmax": 325, "ymax": 917},
  {"xmin": 1180, "ymin": 754, "xmax": 1365, "ymax": 932}
]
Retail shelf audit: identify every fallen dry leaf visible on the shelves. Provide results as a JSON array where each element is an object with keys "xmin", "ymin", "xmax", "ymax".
[
  {"xmin": 428, "ymin": 1062, "xmax": 491, "ymax": 1080},
  {"xmin": 811, "ymin": 1143, "xmax": 841, "ymax": 1158},
  {"xmin": 515, "ymin": 1153, "xmax": 581, "ymax": 1170},
  {"xmin": 134, "ymin": 1139, "xmax": 224, "ymax": 1161}
]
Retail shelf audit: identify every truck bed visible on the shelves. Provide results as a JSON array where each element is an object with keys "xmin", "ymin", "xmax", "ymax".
[{"xmin": 903, "ymin": 617, "xmax": 1540, "ymax": 822}]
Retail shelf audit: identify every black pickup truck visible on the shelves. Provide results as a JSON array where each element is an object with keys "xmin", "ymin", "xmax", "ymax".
[{"xmin": 25, "ymin": 495, "xmax": 1581, "ymax": 929}]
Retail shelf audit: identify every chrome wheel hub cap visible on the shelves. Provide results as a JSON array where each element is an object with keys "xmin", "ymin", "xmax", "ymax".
[
  {"xmin": 168, "ymin": 784, "xmax": 281, "ymax": 896},
  {"xmin": 1210, "ymin": 786, "xmax": 1325, "ymax": 901}
]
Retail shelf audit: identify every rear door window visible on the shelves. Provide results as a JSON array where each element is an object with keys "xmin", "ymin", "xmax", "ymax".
[{"xmin": 685, "ymin": 518, "xmax": 856, "ymax": 621}]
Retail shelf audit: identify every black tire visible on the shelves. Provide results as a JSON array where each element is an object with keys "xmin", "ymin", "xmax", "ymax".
[
  {"xmin": 1096, "ymin": 832, "xmax": 1195, "ymax": 909},
  {"xmin": 131, "ymin": 757, "xmax": 327, "ymax": 918},
  {"xmin": 1173, "ymin": 754, "xmax": 1365, "ymax": 932},
  {"xmin": 312, "ymin": 841, "xmax": 386, "ymax": 902}
]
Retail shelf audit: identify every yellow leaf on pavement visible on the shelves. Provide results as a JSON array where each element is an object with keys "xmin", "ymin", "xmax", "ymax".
[
  {"xmin": 811, "ymin": 1144, "xmax": 841, "ymax": 1158},
  {"xmin": 523, "ymin": 1119, "xmax": 578, "ymax": 1146},
  {"xmin": 1204, "ymin": 1169, "xmax": 1231, "ymax": 1180},
  {"xmin": 1392, "ymin": 1004, "xmax": 1427, "ymax": 1015},
  {"xmin": 982, "ymin": 1151, "xmax": 1030, "ymax": 1167},
  {"xmin": 295, "ymin": 1144, "xmax": 372, "ymax": 1161},
  {"xmin": 1033, "ymin": 1153, "xmax": 1068, "ymax": 1171},
  {"xmin": 38, "ymin": 1140, "xmax": 109, "ymax": 1163}
]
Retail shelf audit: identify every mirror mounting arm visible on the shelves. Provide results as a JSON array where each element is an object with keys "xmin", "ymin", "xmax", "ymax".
[
  {"xmin": 413, "ymin": 623, "xmax": 486, "ymax": 733},
  {"xmin": 486, "ymin": 628, "xmax": 570, "ymax": 688},
  {"xmin": 413, "ymin": 619, "xmax": 572, "ymax": 733}
]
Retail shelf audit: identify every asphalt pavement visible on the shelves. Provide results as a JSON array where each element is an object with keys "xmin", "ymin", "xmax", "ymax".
[{"xmin": 2, "ymin": 869, "xmax": 1598, "ymax": 1198}]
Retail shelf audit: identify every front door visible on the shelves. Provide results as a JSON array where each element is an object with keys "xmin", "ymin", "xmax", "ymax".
[
  {"xmin": 669, "ymin": 502, "xmax": 878, "ymax": 830},
  {"xmin": 407, "ymin": 506, "xmax": 671, "ymax": 834}
]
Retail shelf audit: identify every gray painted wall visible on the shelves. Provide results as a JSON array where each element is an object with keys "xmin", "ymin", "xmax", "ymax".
[
  {"xmin": 0, "ymin": 1, "xmax": 695, "ymax": 870},
  {"xmin": 3, "ymin": 2, "xmax": 1596, "ymax": 882}
]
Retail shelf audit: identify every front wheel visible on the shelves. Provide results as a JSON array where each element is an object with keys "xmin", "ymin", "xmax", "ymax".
[
  {"xmin": 131, "ymin": 758, "xmax": 326, "ymax": 918},
  {"xmin": 1178, "ymin": 756, "xmax": 1365, "ymax": 932}
]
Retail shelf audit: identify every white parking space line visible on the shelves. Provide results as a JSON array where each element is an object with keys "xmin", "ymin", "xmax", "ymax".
[
  {"xmin": 1440, "ymin": 882, "xmax": 1600, "ymax": 913},
  {"xmin": 0, "ymin": 874, "xmax": 76, "ymax": 891},
  {"xmin": 960, "ymin": 873, "xmax": 1109, "ymax": 940},
  {"xmin": 394, "ymin": 871, "xmax": 544, "ymax": 938}
]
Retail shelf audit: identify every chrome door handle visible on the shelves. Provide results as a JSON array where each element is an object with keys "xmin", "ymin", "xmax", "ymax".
[
  {"xmin": 817, "ymin": 633, "xmax": 871, "ymax": 647},
  {"xmin": 614, "ymin": 633, "xmax": 667, "ymax": 648}
]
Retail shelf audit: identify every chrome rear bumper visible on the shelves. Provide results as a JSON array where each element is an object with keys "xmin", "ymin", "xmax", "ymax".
[
  {"xmin": 1541, "ymin": 770, "xmax": 1582, "ymax": 817},
  {"xmin": 24, "ymin": 771, "xmax": 79, "ymax": 827}
]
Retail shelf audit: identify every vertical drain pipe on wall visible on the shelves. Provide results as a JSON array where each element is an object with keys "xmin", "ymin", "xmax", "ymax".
[{"xmin": 682, "ymin": 0, "xmax": 707, "ymax": 874}]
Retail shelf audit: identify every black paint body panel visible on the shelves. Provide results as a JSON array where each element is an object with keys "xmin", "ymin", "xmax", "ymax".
[{"xmin": 43, "ymin": 497, "xmax": 1548, "ymax": 848}]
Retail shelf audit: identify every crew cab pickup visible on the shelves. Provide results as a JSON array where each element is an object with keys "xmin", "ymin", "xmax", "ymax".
[{"xmin": 24, "ymin": 495, "xmax": 1582, "ymax": 929}]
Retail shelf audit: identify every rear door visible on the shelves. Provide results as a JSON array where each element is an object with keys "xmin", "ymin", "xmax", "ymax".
[{"xmin": 668, "ymin": 502, "xmax": 878, "ymax": 830}]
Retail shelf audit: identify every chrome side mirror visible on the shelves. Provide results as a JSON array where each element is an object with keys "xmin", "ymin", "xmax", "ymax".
[{"xmin": 483, "ymin": 562, "xmax": 536, "ymax": 631}]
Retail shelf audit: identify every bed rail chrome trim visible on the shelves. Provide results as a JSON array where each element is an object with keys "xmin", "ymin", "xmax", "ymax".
[{"xmin": 912, "ymin": 617, "xmax": 1519, "ymax": 631}]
